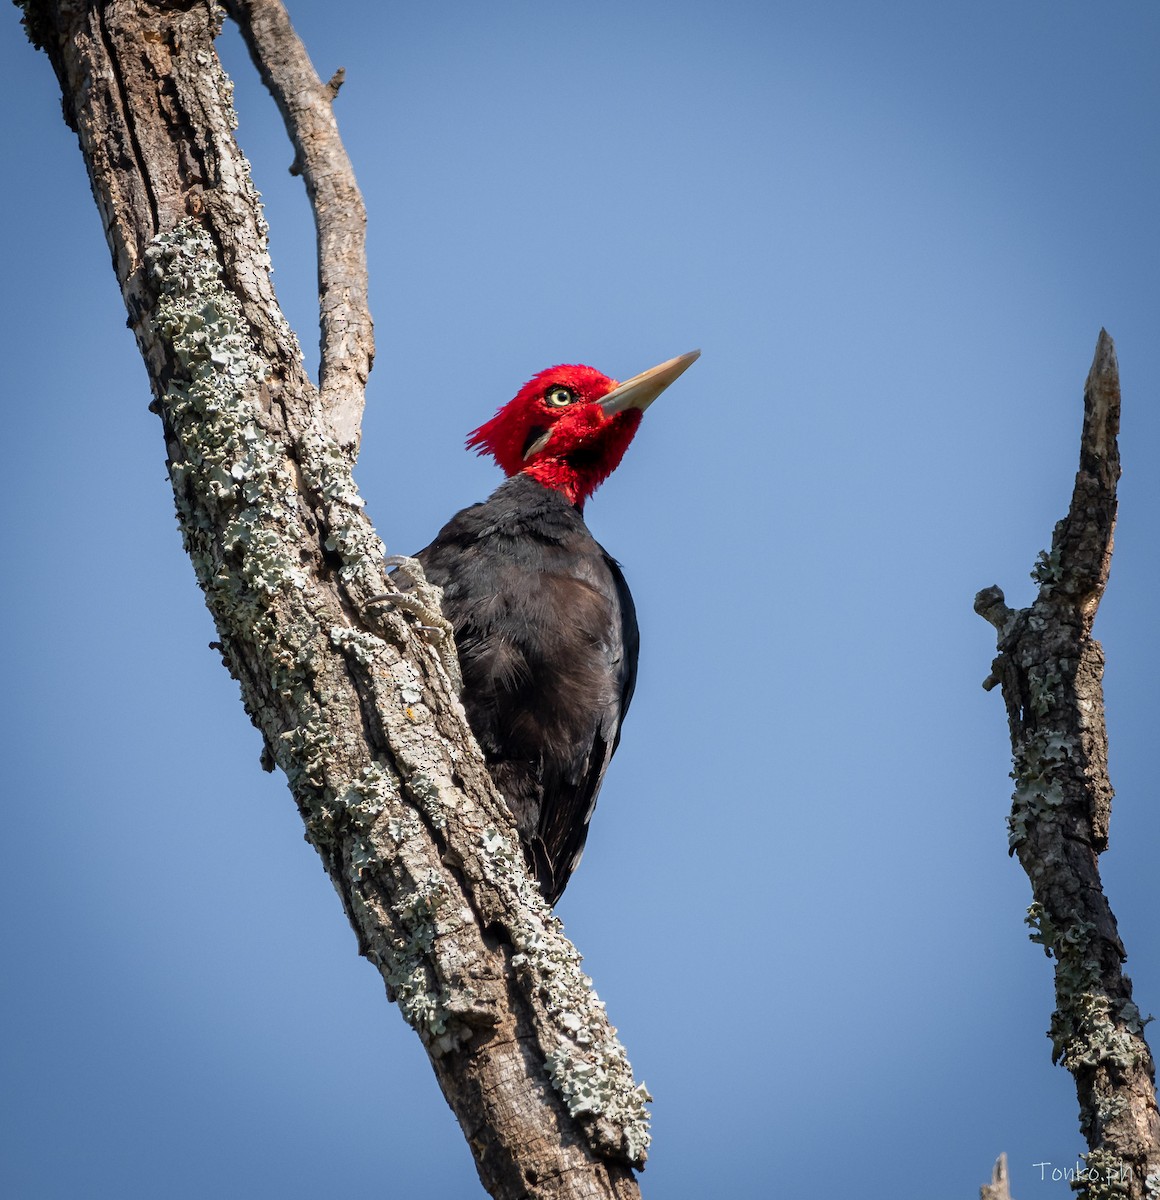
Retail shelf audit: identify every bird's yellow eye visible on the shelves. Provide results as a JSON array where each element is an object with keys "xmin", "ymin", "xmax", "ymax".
[{"xmin": 545, "ymin": 386, "xmax": 576, "ymax": 408}]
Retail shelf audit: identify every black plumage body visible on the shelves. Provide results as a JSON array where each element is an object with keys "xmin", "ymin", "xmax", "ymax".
[{"xmin": 416, "ymin": 473, "xmax": 639, "ymax": 905}]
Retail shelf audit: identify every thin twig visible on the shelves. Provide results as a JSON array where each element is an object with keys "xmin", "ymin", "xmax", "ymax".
[
  {"xmin": 976, "ymin": 331, "xmax": 1160, "ymax": 1199},
  {"xmin": 224, "ymin": 0, "xmax": 373, "ymax": 450}
]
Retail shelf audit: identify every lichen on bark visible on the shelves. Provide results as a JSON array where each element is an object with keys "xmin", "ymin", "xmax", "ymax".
[
  {"xmin": 977, "ymin": 332, "xmax": 1160, "ymax": 1200},
  {"xmin": 21, "ymin": 2, "xmax": 651, "ymax": 1193}
]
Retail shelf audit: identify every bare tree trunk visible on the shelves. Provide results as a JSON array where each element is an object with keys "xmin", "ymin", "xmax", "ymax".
[
  {"xmin": 16, "ymin": 2, "xmax": 647, "ymax": 1196},
  {"xmin": 976, "ymin": 331, "xmax": 1160, "ymax": 1199}
]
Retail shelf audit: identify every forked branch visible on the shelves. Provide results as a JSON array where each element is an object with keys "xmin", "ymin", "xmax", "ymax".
[
  {"xmin": 976, "ymin": 331, "xmax": 1160, "ymax": 1199},
  {"xmin": 20, "ymin": 1, "xmax": 646, "ymax": 1196}
]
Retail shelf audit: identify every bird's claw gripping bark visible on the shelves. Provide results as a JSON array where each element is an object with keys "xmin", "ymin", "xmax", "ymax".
[{"xmin": 368, "ymin": 556, "xmax": 463, "ymax": 692}]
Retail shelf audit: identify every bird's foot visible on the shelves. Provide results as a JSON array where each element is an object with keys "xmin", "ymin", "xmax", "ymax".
[{"xmin": 367, "ymin": 557, "xmax": 463, "ymax": 692}]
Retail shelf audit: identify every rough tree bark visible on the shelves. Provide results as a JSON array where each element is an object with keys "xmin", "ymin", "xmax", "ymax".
[
  {"xmin": 976, "ymin": 332, "xmax": 1160, "ymax": 1200},
  {"xmin": 16, "ymin": 2, "xmax": 649, "ymax": 1197}
]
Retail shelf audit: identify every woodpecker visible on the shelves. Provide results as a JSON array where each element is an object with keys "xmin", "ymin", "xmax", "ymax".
[{"xmin": 411, "ymin": 350, "xmax": 699, "ymax": 904}]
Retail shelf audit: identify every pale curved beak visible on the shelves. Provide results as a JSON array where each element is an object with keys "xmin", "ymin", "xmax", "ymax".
[
  {"xmin": 598, "ymin": 349, "xmax": 701, "ymax": 417},
  {"xmin": 523, "ymin": 349, "xmax": 701, "ymax": 460}
]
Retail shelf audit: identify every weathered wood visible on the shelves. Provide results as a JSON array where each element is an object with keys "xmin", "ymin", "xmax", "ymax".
[
  {"xmin": 223, "ymin": 0, "xmax": 373, "ymax": 451},
  {"xmin": 976, "ymin": 332, "xmax": 1160, "ymax": 1200},
  {"xmin": 980, "ymin": 1153, "xmax": 1012, "ymax": 1200},
  {"xmin": 19, "ymin": 2, "xmax": 646, "ymax": 1196}
]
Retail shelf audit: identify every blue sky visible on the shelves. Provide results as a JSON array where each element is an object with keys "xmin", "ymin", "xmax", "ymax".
[{"xmin": 4, "ymin": 2, "xmax": 1160, "ymax": 1196}]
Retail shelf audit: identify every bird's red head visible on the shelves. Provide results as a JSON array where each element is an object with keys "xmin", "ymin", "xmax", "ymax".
[{"xmin": 467, "ymin": 351, "xmax": 700, "ymax": 509}]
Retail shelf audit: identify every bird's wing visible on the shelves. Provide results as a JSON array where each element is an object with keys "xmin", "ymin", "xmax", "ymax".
[
  {"xmin": 413, "ymin": 482, "xmax": 639, "ymax": 905},
  {"xmin": 533, "ymin": 552, "xmax": 638, "ymax": 904}
]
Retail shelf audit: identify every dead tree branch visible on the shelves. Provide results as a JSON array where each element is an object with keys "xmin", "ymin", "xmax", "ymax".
[
  {"xmin": 17, "ymin": 2, "xmax": 646, "ymax": 1196},
  {"xmin": 980, "ymin": 1153, "xmax": 1013, "ymax": 1200},
  {"xmin": 222, "ymin": 0, "xmax": 373, "ymax": 451},
  {"xmin": 976, "ymin": 331, "xmax": 1160, "ymax": 1199}
]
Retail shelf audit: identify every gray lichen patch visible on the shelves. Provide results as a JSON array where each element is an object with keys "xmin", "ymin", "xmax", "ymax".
[
  {"xmin": 329, "ymin": 624, "xmax": 386, "ymax": 669},
  {"xmin": 334, "ymin": 761, "xmax": 396, "ymax": 830},
  {"xmin": 148, "ymin": 220, "xmax": 388, "ymax": 686},
  {"xmin": 1008, "ymin": 727, "xmax": 1076, "ymax": 852},
  {"xmin": 148, "ymin": 222, "xmax": 296, "ymax": 589},
  {"xmin": 1028, "ymin": 897, "xmax": 1147, "ymax": 1075},
  {"xmin": 343, "ymin": 773, "xmax": 487, "ymax": 1056},
  {"xmin": 304, "ymin": 433, "xmax": 384, "ymax": 578},
  {"xmin": 377, "ymin": 867, "xmax": 455, "ymax": 1035},
  {"xmin": 477, "ymin": 826, "xmax": 652, "ymax": 1163},
  {"xmin": 147, "ymin": 204, "xmax": 386, "ymax": 623},
  {"xmin": 1031, "ymin": 536, "xmax": 1065, "ymax": 591},
  {"xmin": 146, "ymin": 223, "xmax": 385, "ymax": 869},
  {"xmin": 407, "ymin": 771, "xmax": 452, "ymax": 831},
  {"xmin": 1080, "ymin": 1147, "xmax": 1139, "ymax": 1200}
]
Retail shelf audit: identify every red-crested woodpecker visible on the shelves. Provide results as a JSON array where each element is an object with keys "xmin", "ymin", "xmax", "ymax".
[{"xmin": 409, "ymin": 351, "xmax": 699, "ymax": 903}]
